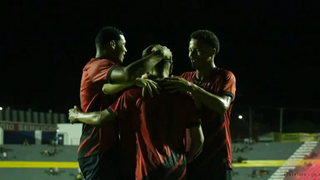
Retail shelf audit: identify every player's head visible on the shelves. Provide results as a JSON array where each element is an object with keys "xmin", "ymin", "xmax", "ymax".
[
  {"xmin": 189, "ymin": 30, "xmax": 220, "ymax": 70},
  {"xmin": 142, "ymin": 44, "xmax": 173, "ymax": 78},
  {"xmin": 95, "ymin": 26, "xmax": 127, "ymax": 63}
]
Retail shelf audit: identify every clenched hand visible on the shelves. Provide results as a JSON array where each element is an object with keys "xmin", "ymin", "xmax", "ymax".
[{"xmin": 69, "ymin": 106, "xmax": 80, "ymax": 124}]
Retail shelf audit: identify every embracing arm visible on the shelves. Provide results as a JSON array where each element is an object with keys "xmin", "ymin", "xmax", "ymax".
[
  {"xmin": 189, "ymin": 86, "xmax": 232, "ymax": 114},
  {"xmin": 102, "ymin": 81, "xmax": 136, "ymax": 95},
  {"xmin": 188, "ymin": 72, "xmax": 236, "ymax": 114},
  {"xmin": 75, "ymin": 109, "xmax": 116, "ymax": 125},
  {"xmin": 110, "ymin": 51, "xmax": 165, "ymax": 83}
]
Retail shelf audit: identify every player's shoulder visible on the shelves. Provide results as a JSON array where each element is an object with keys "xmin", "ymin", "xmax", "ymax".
[
  {"xmin": 84, "ymin": 58, "xmax": 116, "ymax": 68},
  {"xmin": 180, "ymin": 71, "xmax": 196, "ymax": 78},
  {"xmin": 218, "ymin": 68, "xmax": 234, "ymax": 76},
  {"xmin": 215, "ymin": 68, "xmax": 235, "ymax": 80}
]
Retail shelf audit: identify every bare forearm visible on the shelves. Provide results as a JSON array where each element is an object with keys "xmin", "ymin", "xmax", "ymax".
[
  {"xmin": 102, "ymin": 81, "xmax": 135, "ymax": 95},
  {"xmin": 76, "ymin": 110, "xmax": 111, "ymax": 125},
  {"xmin": 189, "ymin": 85, "xmax": 227, "ymax": 114},
  {"xmin": 186, "ymin": 142, "xmax": 203, "ymax": 163},
  {"xmin": 186, "ymin": 126, "xmax": 204, "ymax": 163},
  {"xmin": 124, "ymin": 52, "xmax": 163, "ymax": 81}
]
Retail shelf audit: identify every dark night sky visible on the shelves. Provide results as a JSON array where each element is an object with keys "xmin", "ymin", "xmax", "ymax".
[{"xmin": 2, "ymin": 1, "xmax": 319, "ymax": 113}]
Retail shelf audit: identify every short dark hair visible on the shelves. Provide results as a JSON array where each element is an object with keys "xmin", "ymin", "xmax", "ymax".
[
  {"xmin": 142, "ymin": 45, "xmax": 172, "ymax": 70},
  {"xmin": 190, "ymin": 30, "xmax": 220, "ymax": 54},
  {"xmin": 95, "ymin": 26, "xmax": 123, "ymax": 46}
]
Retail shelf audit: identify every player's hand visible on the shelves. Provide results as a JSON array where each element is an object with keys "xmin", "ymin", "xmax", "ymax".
[
  {"xmin": 152, "ymin": 45, "xmax": 172, "ymax": 59},
  {"xmin": 69, "ymin": 106, "xmax": 79, "ymax": 124},
  {"xmin": 163, "ymin": 75, "xmax": 194, "ymax": 93},
  {"xmin": 141, "ymin": 73, "xmax": 149, "ymax": 79},
  {"xmin": 135, "ymin": 78, "xmax": 161, "ymax": 97}
]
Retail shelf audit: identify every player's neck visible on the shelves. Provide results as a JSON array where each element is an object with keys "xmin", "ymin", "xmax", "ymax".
[
  {"xmin": 196, "ymin": 63, "xmax": 216, "ymax": 80},
  {"xmin": 96, "ymin": 52, "xmax": 110, "ymax": 59},
  {"xmin": 95, "ymin": 50, "xmax": 116, "ymax": 62}
]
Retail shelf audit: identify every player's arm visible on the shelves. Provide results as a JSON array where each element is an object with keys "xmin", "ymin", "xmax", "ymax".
[
  {"xmin": 69, "ymin": 91, "xmax": 134, "ymax": 125},
  {"xmin": 102, "ymin": 81, "xmax": 136, "ymax": 95},
  {"xmin": 184, "ymin": 97, "xmax": 204, "ymax": 163},
  {"xmin": 70, "ymin": 109, "xmax": 115, "ymax": 125},
  {"xmin": 102, "ymin": 78, "xmax": 160, "ymax": 97},
  {"xmin": 102, "ymin": 73, "xmax": 150, "ymax": 95},
  {"xmin": 189, "ymin": 72, "xmax": 236, "ymax": 114},
  {"xmin": 189, "ymin": 88, "xmax": 232, "ymax": 114},
  {"xmin": 102, "ymin": 74, "xmax": 148, "ymax": 94},
  {"xmin": 110, "ymin": 49, "xmax": 170, "ymax": 83},
  {"xmin": 187, "ymin": 125, "xmax": 204, "ymax": 163},
  {"xmin": 89, "ymin": 46, "xmax": 170, "ymax": 84}
]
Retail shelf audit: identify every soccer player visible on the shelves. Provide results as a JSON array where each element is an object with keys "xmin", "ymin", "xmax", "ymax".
[
  {"xmin": 164, "ymin": 30, "xmax": 236, "ymax": 180},
  {"xmin": 79, "ymin": 27, "xmax": 171, "ymax": 180},
  {"xmin": 71, "ymin": 45, "xmax": 204, "ymax": 180}
]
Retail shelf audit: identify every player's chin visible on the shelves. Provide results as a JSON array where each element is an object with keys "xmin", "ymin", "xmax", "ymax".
[{"xmin": 119, "ymin": 56, "xmax": 125, "ymax": 63}]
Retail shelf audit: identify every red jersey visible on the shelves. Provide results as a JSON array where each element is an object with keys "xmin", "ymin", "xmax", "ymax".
[
  {"xmin": 181, "ymin": 68, "xmax": 236, "ymax": 170},
  {"xmin": 108, "ymin": 82, "xmax": 201, "ymax": 180},
  {"xmin": 78, "ymin": 58, "xmax": 120, "ymax": 158}
]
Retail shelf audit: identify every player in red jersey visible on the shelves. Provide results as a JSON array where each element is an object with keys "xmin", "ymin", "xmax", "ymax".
[
  {"xmin": 78, "ymin": 27, "xmax": 171, "ymax": 180},
  {"xmin": 71, "ymin": 45, "xmax": 204, "ymax": 180},
  {"xmin": 164, "ymin": 30, "xmax": 236, "ymax": 180}
]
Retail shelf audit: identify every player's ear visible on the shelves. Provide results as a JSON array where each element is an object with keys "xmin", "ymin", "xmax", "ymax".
[
  {"xmin": 110, "ymin": 40, "xmax": 116, "ymax": 50},
  {"xmin": 211, "ymin": 48, "xmax": 217, "ymax": 56},
  {"xmin": 169, "ymin": 64, "xmax": 173, "ymax": 74}
]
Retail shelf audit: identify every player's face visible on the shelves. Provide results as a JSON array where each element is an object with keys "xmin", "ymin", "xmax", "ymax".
[
  {"xmin": 115, "ymin": 35, "xmax": 127, "ymax": 63},
  {"xmin": 188, "ymin": 38, "xmax": 215, "ymax": 70}
]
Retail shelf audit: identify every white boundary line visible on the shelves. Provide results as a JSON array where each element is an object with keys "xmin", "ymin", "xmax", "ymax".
[{"xmin": 268, "ymin": 141, "xmax": 318, "ymax": 180}]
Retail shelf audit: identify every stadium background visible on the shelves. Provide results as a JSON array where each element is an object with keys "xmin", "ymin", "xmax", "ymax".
[
  {"xmin": 0, "ymin": 107, "xmax": 320, "ymax": 180},
  {"xmin": 3, "ymin": 1, "xmax": 319, "ymax": 180}
]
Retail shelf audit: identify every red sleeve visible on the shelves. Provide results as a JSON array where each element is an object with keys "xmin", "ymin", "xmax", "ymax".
[
  {"xmin": 184, "ymin": 96, "xmax": 201, "ymax": 128},
  {"xmin": 180, "ymin": 72, "xmax": 187, "ymax": 78},
  {"xmin": 220, "ymin": 71, "xmax": 236, "ymax": 101},
  {"xmin": 180, "ymin": 72, "xmax": 189, "ymax": 79},
  {"xmin": 87, "ymin": 60, "xmax": 119, "ymax": 83},
  {"xmin": 107, "ymin": 90, "xmax": 137, "ymax": 119}
]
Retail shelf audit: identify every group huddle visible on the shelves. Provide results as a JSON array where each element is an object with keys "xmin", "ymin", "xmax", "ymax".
[{"xmin": 68, "ymin": 26, "xmax": 236, "ymax": 180}]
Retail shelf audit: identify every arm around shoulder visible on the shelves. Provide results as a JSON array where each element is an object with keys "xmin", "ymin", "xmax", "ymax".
[
  {"xmin": 109, "ymin": 52, "xmax": 164, "ymax": 83},
  {"xmin": 189, "ymin": 71, "xmax": 236, "ymax": 114},
  {"xmin": 102, "ymin": 81, "xmax": 136, "ymax": 95}
]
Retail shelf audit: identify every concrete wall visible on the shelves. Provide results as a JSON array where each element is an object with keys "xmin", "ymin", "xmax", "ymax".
[{"xmin": 57, "ymin": 123, "xmax": 82, "ymax": 146}]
